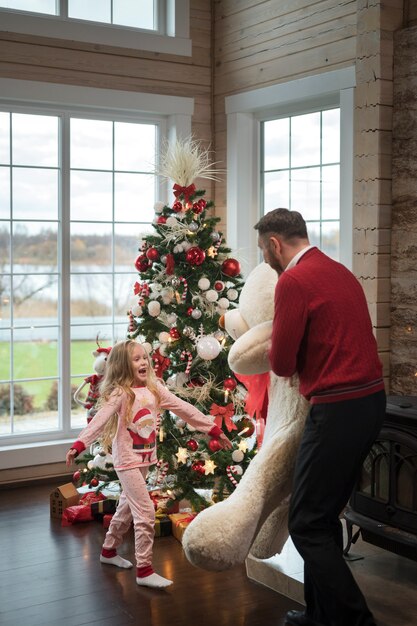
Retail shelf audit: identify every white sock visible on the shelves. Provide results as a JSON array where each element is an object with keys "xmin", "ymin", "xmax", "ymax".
[
  {"xmin": 136, "ymin": 572, "xmax": 173, "ymax": 588},
  {"xmin": 100, "ymin": 554, "xmax": 133, "ymax": 569}
]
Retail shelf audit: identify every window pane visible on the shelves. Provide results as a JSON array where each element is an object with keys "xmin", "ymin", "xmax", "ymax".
[
  {"xmin": 0, "ymin": 0, "xmax": 56, "ymax": 14},
  {"xmin": 70, "ymin": 222, "xmax": 112, "ymax": 269},
  {"xmin": 321, "ymin": 221, "xmax": 339, "ymax": 260},
  {"xmin": 114, "ymin": 173, "xmax": 155, "ymax": 222},
  {"xmin": 12, "ymin": 167, "xmax": 58, "ymax": 220},
  {"xmin": 306, "ymin": 221, "xmax": 320, "ymax": 248},
  {"xmin": 71, "ymin": 273, "xmax": 112, "ymax": 322},
  {"xmin": 12, "ymin": 273, "xmax": 58, "ymax": 325},
  {"xmin": 114, "ymin": 0, "xmax": 155, "ymax": 29},
  {"xmin": 71, "ymin": 119, "xmax": 113, "ymax": 170},
  {"xmin": 263, "ymin": 118, "xmax": 289, "ymax": 171},
  {"xmin": 291, "ymin": 112, "xmax": 320, "ymax": 168},
  {"xmin": 114, "ymin": 272, "xmax": 137, "ymax": 317},
  {"xmin": 0, "ymin": 275, "xmax": 11, "ymax": 325},
  {"xmin": 71, "ymin": 374, "xmax": 89, "ymax": 429},
  {"xmin": 115, "ymin": 223, "xmax": 153, "ymax": 266},
  {"xmin": 13, "ymin": 222, "xmax": 58, "ymax": 271},
  {"xmin": 0, "ymin": 329, "xmax": 11, "ymax": 381},
  {"xmin": 0, "ymin": 166, "xmax": 10, "ymax": 219},
  {"xmin": 0, "ymin": 221, "xmax": 10, "ymax": 268},
  {"xmin": 12, "ymin": 380, "xmax": 59, "ymax": 434},
  {"xmin": 71, "ymin": 171, "xmax": 113, "ymax": 221},
  {"xmin": 13, "ymin": 332, "xmax": 58, "ymax": 379},
  {"xmin": 290, "ymin": 167, "xmax": 320, "ymax": 220},
  {"xmin": 68, "ymin": 0, "xmax": 111, "ymax": 22},
  {"xmin": 0, "ymin": 382, "xmax": 11, "ymax": 435},
  {"xmin": 322, "ymin": 109, "xmax": 340, "ymax": 164},
  {"xmin": 322, "ymin": 165, "xmax": 340, "ymax": 220},
  {"xmin": 12, "ymin": 113, "xmax": 58, "ymax": 167},
  {"xmin": 264, "ymin": 171, "xmax": 289, "ymax": 213},
  {"xmin": 0, "ymin": 112, "xmax": 10, "ymax": 164},
  {"xmin": 115, "ymin": 122, "xmax": 156, "ymax": 172},
  {"xmin": 70, "ymin": 330, "xmax": 113, "ymax": 376}
]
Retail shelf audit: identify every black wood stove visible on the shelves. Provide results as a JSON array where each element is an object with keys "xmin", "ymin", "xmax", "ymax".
[{"xmin": 344, "ymin": 395, "xmax": 417, "ymax": 561}]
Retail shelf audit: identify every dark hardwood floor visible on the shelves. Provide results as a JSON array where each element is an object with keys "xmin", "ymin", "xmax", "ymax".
[{"xmin": 0, "ymin": 483, "xmax": 301, "ymax": 626}]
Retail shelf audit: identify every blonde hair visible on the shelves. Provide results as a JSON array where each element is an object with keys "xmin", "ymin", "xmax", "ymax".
[{"xmin": 99, "ymin": 340, "xmax": 161, "ymax": 451}]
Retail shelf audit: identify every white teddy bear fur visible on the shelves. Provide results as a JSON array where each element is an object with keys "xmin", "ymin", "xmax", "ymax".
[{"xmin": 182, "ymin": 263, "xmax": 309, "ymax": 571}]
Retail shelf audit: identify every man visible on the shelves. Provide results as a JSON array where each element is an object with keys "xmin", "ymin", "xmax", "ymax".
[{"xmin": 254, "ymin": 208, "xmax": 386, "ymax": 626}]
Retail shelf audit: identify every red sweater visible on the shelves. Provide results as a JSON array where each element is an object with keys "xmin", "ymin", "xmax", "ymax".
[{"xmin": 269, "ymin": 247, "xmax": 384, "ymax": 404}]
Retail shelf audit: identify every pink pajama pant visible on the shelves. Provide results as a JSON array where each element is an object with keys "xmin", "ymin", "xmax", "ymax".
[{"xmin": 102, "ymin": 466, "xmax": 155, "ymax": 568}]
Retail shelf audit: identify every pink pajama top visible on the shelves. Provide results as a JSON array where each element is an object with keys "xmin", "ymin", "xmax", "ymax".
[{"xmin": 70, "ymin": 381, "xmax": 222, "ymax": 470}]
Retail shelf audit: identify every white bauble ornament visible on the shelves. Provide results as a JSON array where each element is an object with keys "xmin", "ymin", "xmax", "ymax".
[
  {"xmin": 167, "ymin": 313, "xmax": 177, "ymax": 325},
  {"xmin": 142, "ymin": 342, "xmax": 152, "ymax": 354},
  {"xmin": 218, "ymin": 297, "xmax": 230, "ymax": 309},
  {"xmin": 196, "ymin": 336, "xmax": 222, "ymax": 360},
  {"xmin": 176, "ymin": 418, "xmax": 186, "ymax": 429},
  {"xmin": 161, "ymin": 255, "xmax": 167, "ymax": 264},
  {"xmin": 188, "ymin": 222, "xmax": 199, "ymax": 233},
  {"xmin": 198, "ymin": 277, "xmax": 210, "ymax": 291},
  {"xmin": 191, "ymin": 308, "xmax": 202, "ymax": 320},
  {"xmin": 206, "ymin": 289, "xmax": 219, "ymax": 303},
  {"xmin": 159, "ymin": 331, "xmax": 170, "ymax": 344},
  {"xmin": 232, "ymin": 449, "xmax": 245, "ymax": 463},
  {"xmin": 227, "ymin": 288, "xmax": 238, "ymax": 301},
  {"xmin": 131, "ymin": 304, "xmax": 143, "ymax": 317},
  {"xmin": 148, "ymin": 301, "xmax": 161, "ymax": 317},
  {"xmin": 166, "ymin": 216, "xmax": 178, "ymax": 227},
  {"xmin": 154, "ymin": 201, "xmax": 164, "ymax": 214}
]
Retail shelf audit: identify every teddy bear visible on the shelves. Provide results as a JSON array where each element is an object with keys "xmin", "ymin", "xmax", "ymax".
[
  {"xmin": 73, "ymin": 346, "xmax": 112, "ymax": 423},
  {"xmin": 182, "ymin": 262, "xmax": 310, "ymax": 571}
]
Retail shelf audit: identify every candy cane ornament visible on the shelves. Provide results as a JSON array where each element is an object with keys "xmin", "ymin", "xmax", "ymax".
[
  {"xmin": 178, "ymin": 276, "xmax": 188, "ymax": 302},
  {"xmin": 155, "ymin": 460, "xmax": 169, "ymax": 485},
  {"xmin": 226, "ymin": 464, "xmax": 242, "ymax": 488},
  {"xmin": 180, "ymin": 350, "xmax": 193, "ymax": 375}
]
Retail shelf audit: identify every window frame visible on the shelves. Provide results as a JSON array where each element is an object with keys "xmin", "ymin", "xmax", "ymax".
[
  {"xmin": 0, "ymin": 77, "xmax": 193, "ymax": 465},
  {"xmin": 0, "ymin": 0, "xmax": 191, "ymax": 56},
  {"xmin": 225, "ymin": 67, "xmax": 355, "ymax": 276}
]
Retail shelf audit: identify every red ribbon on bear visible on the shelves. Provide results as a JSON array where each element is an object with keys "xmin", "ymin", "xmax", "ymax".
[{"xmin": 235, "ymin": 372, "xmax": 270, "ymax": 447}]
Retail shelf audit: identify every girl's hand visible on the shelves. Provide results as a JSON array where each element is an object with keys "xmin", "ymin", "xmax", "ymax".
[
  {"xmin": 218, "ymin": 433, "xmax": 233, "ymax": 450},
  {"xmin": 66, "ymin": 448, "xmax": 77, "ymax": 466}
]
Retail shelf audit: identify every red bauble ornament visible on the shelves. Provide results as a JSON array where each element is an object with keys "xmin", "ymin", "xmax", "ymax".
[
  {"xmin": 157, "ymin": 215, "xmax": 167, "ymax": 224},
  {"xmin": 172, "ymin": 201, "xmax": 183, "ymax": 213},
  {"xmin": 185, "ymin": 246, "xmax": 206, "ymax": 266},
  {"xmin": 192, "ymin": 461, "xmax": 205, "ymax": 474},
  {"xmin": 223, "ymin": 377, "xmax": 237, "ymax": 391},
  {"xmin": 236, "ymin": 417, "xmax": 255, "ymax": 438},
  {"xmin": 89, "ymin": 477, "xmax": 99, "ymax": 487},
  {"xmin": 208, "ymin": 438, "xmax": 222, "ymax": 452},
  {"xmin": 135, "ymin": 254, "xmax": 151, "ymax": 272},
  {"xmin": 146, "ymin": 247, "xmax": 159, "ymax": 261},
  {"xmin": 186, "ymin": 439, "xmax": 199, "ymax": 452},
  {"xmin": 214, "ymin": 280, "xmax": 225, "ymax": 291},
  {"xmin": 169, "ymin": 327, "xmax": 180, "ymax": 340},
  {"xmin": 198, "ymin": 198, "xmax": 207, "ymax": 210},
  {"xmin": 221, "ymin": 258, "xmax": 241, "ymax": 277},
  {"xmin": 72, "ymin": 470, "xmax": 81, "ymax": 483},
  {"xmin": 191, "ymin": 201, "xmax": 203, "ymax": 215},
  {"xmin": 186, "ymin": 307, "xmax": 194, "ymax": 316}
]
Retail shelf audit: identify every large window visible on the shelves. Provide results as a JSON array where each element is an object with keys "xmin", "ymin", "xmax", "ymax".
[
  {"xmin": 0, "ymin": 109, "xmax": 159, "ymax": 440},
  {"xmin": 262, "ymin": 108, "xmax": 340, "ymax": 260}
]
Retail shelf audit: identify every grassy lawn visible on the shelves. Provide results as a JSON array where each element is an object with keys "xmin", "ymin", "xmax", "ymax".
[{"xmin": 0, "ymin": 340, "xmax": 99, "ymax": 409}]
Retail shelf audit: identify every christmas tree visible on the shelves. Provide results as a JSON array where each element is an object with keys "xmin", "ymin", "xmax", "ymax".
[{"xmin": 128, "ymin": 138, "xmax": 257, "ymax": 510}]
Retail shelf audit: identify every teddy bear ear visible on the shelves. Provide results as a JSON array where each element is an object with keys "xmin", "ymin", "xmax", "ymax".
[{"xmin": 224, "ymin": 308, "xmax": 250, "ymax": 340}]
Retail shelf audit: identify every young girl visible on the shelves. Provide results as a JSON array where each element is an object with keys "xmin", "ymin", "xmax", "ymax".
[{"xmin": 66, "ymin": 339, "xmax": 231, "ymax": 588}]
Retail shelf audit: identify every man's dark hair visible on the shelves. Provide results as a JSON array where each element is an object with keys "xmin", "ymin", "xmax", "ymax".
[{"xmin": 254, "ymin": 208, "xmax": 308, "ymax": 240}]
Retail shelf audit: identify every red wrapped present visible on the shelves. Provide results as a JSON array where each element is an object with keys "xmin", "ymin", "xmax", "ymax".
[{"xmin": 61, "ymin": 504, "xmax": 94, "ymax": 526}]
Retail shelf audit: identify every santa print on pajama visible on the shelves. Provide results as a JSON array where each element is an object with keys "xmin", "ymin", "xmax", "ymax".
[{"xmin": 69, "ymin": 381, "xmax": 223, "ymax": 581}]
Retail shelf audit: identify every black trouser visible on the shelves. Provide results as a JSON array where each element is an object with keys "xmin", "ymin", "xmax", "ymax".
[{"xmin": 288, "ymin": 390, "xmax": 386, "ymax": 626}]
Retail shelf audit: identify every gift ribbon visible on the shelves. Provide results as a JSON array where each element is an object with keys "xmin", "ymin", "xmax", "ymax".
[
  {"xmin": 173, "ymin": 513, "xmax": 197, "ymax": 526},
  {"xmin": 210, "ymin": 402, "xmax": 237, "ymax": 432}
]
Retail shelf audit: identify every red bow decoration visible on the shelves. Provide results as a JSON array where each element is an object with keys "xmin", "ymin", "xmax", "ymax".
[
  {"xmin": 152, "ymin": 348, "xmax": 171, "ymax": 378},
  {"xmin": 174, "ymin": 512, "xmax": 197, "ymax": 526},
  {"xmin": 235, "ymin": 372, "xmax": 270, "ymax": 447},
  {"xmin": 173, "ymin": 183, "xmax": 196, "ymax": 203},
  {"xmin": 210, "ymin": 402, "xmax": 237, "ymax": 432},
  {"xmin": 133, "ymin": 281, "xmax": 141, "ymax": 295}
]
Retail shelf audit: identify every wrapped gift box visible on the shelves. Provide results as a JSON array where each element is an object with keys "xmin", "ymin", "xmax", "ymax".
[
  {"xmin": 154, "ymin": 513, "xmax": 172, "ymax": 537},
  {"xmin": 50, "ymin": 483, "xmax": 80, "ymax": 519},
  {"xmin": 168, "ymin": 512, "xmax": 197, "ymax": 543},
  {"xmin": 91, "ymin": 498, "xmax": 118, "ymax": 518},
  {"xmin": 149, "ymin": 489, "xmax": 179, "ymax": 514}
]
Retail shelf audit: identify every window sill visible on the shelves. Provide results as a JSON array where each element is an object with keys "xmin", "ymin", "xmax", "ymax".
[{"xmin": 0, "ymin": 439, "xmax": 75, "ymax": 470}]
